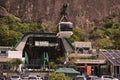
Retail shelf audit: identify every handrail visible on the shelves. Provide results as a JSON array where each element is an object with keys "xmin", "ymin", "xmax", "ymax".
[{"xmin": 65, "ymin": 38, "xmax": 75, "ymax": 50}]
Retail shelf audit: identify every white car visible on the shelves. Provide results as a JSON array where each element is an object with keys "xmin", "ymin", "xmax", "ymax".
[
  {"xmin": 28, "ymin": 76, "xmax": 37, "ymax": 80},
  {"xmin": 101, "ymin": 75, "xmax": 119, "ymax": 80},
  {"xmin": 28, "ymin": 75, "xmax": 42, "ymax": 80},
  {"xmin": 22, "ymin": 76, "xmax": 29, "ymax": 80},
  {"xmin": 75, "ymin": 75, "xmax": 87, "ymax": 80},
  {"xmin": 37, "ymin": 76, "xmax": 43, "ymax": 80},
  {"xmin": 10, "ymin": 75, "xmax": 21, "ymax": 80},
  {"xmin": 87, "ymin": 75, "xmax": 100, "ymax": 80}
]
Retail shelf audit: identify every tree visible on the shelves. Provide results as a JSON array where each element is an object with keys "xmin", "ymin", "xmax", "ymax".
[
  {"xmin": 0, "ymin": 17, "xmax": 44, "ymax": 46},
  {"xmin": 49, "ymin": 73, "xmax": 67, "ymax": 80},
  {"xmin": 7, "ymin": 58, "xmax": 22, "ymax": 71},
  {"xmin": 70, "ymin": 27, "xmax": 88, "ymax": 42},
  {"xmin": 91, "ymin": 18, "xmax": 120, "ymax": 49},
  {"xmin": 93, "ymin": 38, "xmax": 113, "ymax": 49},
  {"xmin": 49, "ymin": 62, "xmax": 57, "ymax": 69}
]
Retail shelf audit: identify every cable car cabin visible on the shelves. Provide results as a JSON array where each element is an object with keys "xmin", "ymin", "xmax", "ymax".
[{"xmin": 58, "ymin": 22, "xmax": 73, "ymax": 38}]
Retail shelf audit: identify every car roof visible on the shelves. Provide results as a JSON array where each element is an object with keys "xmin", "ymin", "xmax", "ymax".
[
  {"xmin": 88, "ymin": 75, "xmax": 98, "ymax": 77},
  {"xmin": 76, "ymin": 75, "xmax": 86, "ymax": 77}
]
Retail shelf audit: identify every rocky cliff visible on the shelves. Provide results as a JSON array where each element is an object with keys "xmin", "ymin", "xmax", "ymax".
[{"xmin": 0, "ymin": 0, "xmax": 120, "ymax": 29}]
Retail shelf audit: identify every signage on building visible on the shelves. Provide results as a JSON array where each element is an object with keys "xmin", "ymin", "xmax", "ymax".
[
  {"xmin": 35, "ymin": 41, "xmax": 49, "ymax": 46},
  {"xmin": 8, "ymin": 51, "xmax": 22, "ymax": 58},
  {"xmin": 87, "ymin": 66, "xmax": 91, "ymax": 76}
]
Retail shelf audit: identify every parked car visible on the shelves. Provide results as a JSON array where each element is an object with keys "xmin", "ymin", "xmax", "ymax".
[
  {"xmin": 36, "ymin": 75, "xmax": 43, "ymax": 80},
  {"xmin": 100, "ymin": 75, "xmax": 119, "ymax": 80},
  {"xmin": 75, "ymin": 75, "xmax": 87, "ymax": 80},
  {"xmin": 0, "ymin": 76, "xmax": 7, "ymax": 80},
  {"xmin": 87, "ymin": 75, "xmax": 100, "ymax": 80},
  {"xmin": 10, "ymin": 75, "xmax": 21, "ymax": 80},
  {"xmin": 22, "ymin": 76, "xmax": 29, "ymax": 80},
  {"xmin": 28, "ymin": 76, "xmax": 37, "ymax": 80},
  {"xmin": 28, "ymin": 75, "xmax": 42, "ymax": 80}
]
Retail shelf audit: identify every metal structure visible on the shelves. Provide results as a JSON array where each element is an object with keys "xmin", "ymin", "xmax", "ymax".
[{"xmin": 101, "ymin": 50, "xmax": 120, "ymax": 77}]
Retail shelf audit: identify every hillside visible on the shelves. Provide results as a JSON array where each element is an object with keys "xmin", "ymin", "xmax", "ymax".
[{"xmin": 0, "ymin": 0, "xmax": 120, "ymax": 29}]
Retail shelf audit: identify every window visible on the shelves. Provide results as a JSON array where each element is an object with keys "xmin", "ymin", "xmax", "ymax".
[{"xmin": 1, "ymin": 51, "xmax": 6, "ymax": 54}]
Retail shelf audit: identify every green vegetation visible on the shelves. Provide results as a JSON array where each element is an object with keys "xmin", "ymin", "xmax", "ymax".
[
  {"xmin": 90, "ymin": 17, "xmax": 120, "ymax": 49},
  {"xmin": 0, "ymin": 16, "xmax": 120, "ymax": 49},
  {"xmin": 49, "ymin": 73, "xmax": 67, "ymax": 80},
  {"xmin": 70, "ymin": 27, "xmax": 88, "ymax": 42},
  {"xmin": 7, "ymin": 58, "xmax": 22, "ymax": 72},
  {"xmin": 0, "ymin": 17, "xmax": 55, "ymax": 46}
]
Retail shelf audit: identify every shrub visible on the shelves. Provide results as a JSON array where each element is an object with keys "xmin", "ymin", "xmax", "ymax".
[{"xmin": 48, "ymin": 73, "xmax": 67, "ymax": 80}]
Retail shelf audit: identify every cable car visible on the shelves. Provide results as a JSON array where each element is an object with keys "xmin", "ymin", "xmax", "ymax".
[{"xmin": 57, "ymin": 21, "xmax": 73, "ymax": 38}]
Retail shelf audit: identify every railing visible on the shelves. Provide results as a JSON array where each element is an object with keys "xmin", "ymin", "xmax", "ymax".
[
  {"xmin": 75, "ymin": 59, "xmax": 106, "ymax": 64},
  {"xmin": 62, "ymin": 38, "xmax": 74, "ymax": 53},
  {"xmin": 65, "ymin": 38, "xmax": 75, "ymax": 50},
  {"xmin": 69, "ymin": 53, "xmax": 93, "ymax": 57}
]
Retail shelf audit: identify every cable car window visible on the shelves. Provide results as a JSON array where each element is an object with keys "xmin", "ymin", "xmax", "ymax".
[{"xmin": 59, "ymin": 23, "xmax": 72, "ymax": 31}]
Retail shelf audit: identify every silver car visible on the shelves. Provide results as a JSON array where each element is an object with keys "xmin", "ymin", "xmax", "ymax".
[
  {"xmin": 75, "ymin": 75, "xmax": 87, "ymax": 80},
  {"xmin": 87, "ymin": 75, "xmax": 100, "ymax": 80},
  {"xmin": 28, "ymin": 76, "xmax": 37, "ymax": 80},
  {"xmin": 10, "ymin": 75, "xmax": 21, "ymax": 80},
  {"xmin": 100, "ymin": 75, "xmax": 119, "ymax": 80}
]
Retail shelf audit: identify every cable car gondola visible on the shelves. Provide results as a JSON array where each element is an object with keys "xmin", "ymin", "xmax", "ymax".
[
  {"xmin": 57, "ymin": 21, "xmax": 73, "ymax": 38},
  {"xmin": 57, "ymin": 3, "xmax": 73, "ymax": 38}
]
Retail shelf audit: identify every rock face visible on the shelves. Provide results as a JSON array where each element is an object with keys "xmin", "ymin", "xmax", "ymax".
[{"xmin": 0, "ymin": 0, "xmax": 120, "ymax": 28}]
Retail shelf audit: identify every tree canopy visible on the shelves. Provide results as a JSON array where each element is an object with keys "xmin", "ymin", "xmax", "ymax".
[
  {"xmin": 0, "ymin": 16, "xmax": 120, "ymax": 49},
  {"xmin": 0, "ymin": 17, "xmax": 48, "ymax": 46},
  {"xmin": 90, "ymin": 17, "xmax": 120, "ymax": 49}
]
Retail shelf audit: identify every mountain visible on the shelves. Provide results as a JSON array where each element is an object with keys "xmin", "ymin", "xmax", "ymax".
[{"xmin": 0, "ymin": 0, "xmax": 120, "ymax": 29}]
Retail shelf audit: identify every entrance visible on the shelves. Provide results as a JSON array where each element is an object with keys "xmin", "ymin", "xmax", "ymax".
[{"xmin": 23, "ymin": 36, "xmax": 65, "ymax": 69}]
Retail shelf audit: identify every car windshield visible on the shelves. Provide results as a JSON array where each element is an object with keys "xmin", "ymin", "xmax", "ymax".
[
  {"xmin": 76, "ymin": 77, "xmax": 84, "ymax": 80},
  {"xmin": 29, "ymin": 77, "xmax": 37, "ymax": 79}
]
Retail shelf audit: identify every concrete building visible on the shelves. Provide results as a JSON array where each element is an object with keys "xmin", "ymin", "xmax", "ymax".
[
  {"xmin": 68, "ymin": 42, "xmax": 106, "ymax": 76},
  {"xmin": 0, "ymin": 33, "xmax": 120, "ymax": 78},
  {"xmin": 73, "ymin": 42, "xmax": 92, "ymax": 54},
  {"xmin": 0, "ymin": 46, "xmax": 23, "ymax": 72},
  {"xmin": 0, "ymin": 32, "xmax": 74, "ymax": 70}
]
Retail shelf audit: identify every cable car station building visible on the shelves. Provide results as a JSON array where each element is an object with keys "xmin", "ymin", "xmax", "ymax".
[
  {"xmin": 0, "ymin": 21, "xmax": 120, "ymax": 77},
  {"xmin": 14, "ymin": 32, "xmax": 74, "ymax": 69},
  {"xmin": 0, "ymin": 32, "xmax": 120, "ymax": 77}
]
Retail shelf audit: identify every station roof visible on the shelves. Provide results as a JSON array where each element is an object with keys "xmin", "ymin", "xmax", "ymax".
[
  {"xmin": 21, "ymin": 32, "xmax": 57, "ymax": 40},
  {"xmin": 22, "ymin": 32, "xmax": 57, "ymax": 37},
  {"xmin": 73, "ymin": 42, "xmax": 92, "ymax": 48},
  {"xmin": 101, "ymin": 50, "xmax": 120, "ymax": 66}
]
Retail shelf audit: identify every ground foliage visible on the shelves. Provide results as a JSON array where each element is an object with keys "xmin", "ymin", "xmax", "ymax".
[{"xmin": 48, "ymin": 73, "xmax": 67, "ymax": 80}]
